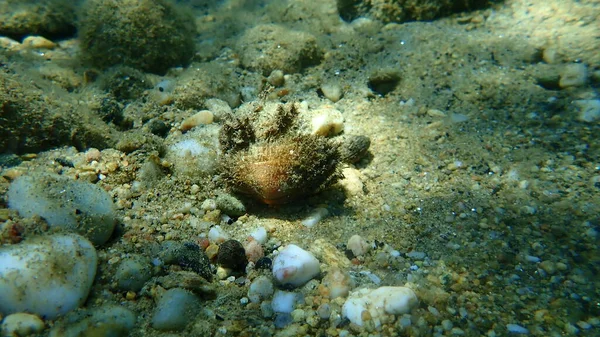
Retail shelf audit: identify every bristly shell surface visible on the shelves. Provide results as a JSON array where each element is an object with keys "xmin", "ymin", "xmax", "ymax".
[{"xmin": 220, "ymin": 135, "xmax": 341, "ymax": 205}]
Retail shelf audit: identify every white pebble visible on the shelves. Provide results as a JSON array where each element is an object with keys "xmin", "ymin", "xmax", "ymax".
[
  {"xmin": 574, "ymin": 99, "xmax": 600, "ymax": 123},
  {"xmin": 301, "ymin": 207, "xmax": 329, "ymax": 228},
  {"xmin": 208, "ymin": 225, "xmax": 229, "ymax": 244},
  {"xmin": 342, "ymin": 286, "xmax": 418, "ymax": 328},
  {"xmin": 152, "ymin": 288, "xmax": 200, "ymax": 331},
  {"xmin": 311, "ymin": 107, "xmax": 344, "ymax": 137},
  {"xmin": 506, "ymin": 323, "xmax": 529, "ymax": 334},
  {"xmin": 347, "ymin": 234, "xmax": 371, "ymax": 257},
  {"xmin": 0, "ymin": 234, "xmax": 97, "ymax": 319},
  {"xmin": 249, "ymin": 226, "xmax": 268, "ymax": 244},
  {"xmin": 248, "ymin": 276, "xmax": 274, "ymax": 303},
  {"xmin": 272, "ymin": 244, "xmax": 321, "ymax": 287},
  {"xmin": 406, "ymin": 251, "xmax": 426, "ymax": 260},
  {"xmin": 321, "ymin": 83, "xmax": 343, "ymax": 102},
  {"xmin": 201, "ymin": 198, "xmax": 217, "ymax": 211},
  {"xmin": 271, "ymin": 290, "xmax": 297, "ymax": 314}
]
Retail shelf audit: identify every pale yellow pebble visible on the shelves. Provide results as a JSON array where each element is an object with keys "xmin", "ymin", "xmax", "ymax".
[
  {"xmin": 559, "ymin": 63, "xmax": 587, "ymax": 88},
  {"xmin": 0, "ymin": 36, "xmax": 21, "ymax": 50},
  {"xmin": 542, "ymin": 46, "xmax": 560, "ymax": 64},
  {"xmin": 320, "ymin": 83, "xmax": 343, "ymax": 102},
  {"xmin": 427, "ymin": 108, "xmax": 447, "ymax": 117},
  {"xmin": 180, "ymin": 110, "xmax": 214, "ymax": 131},
  {"xmin": 205, "ymin": 244, "xmax": 219, "ymax": 260},
  {"xmin": 311, "ymin": 107, "xmax": 344, "ymax": 137},
  {"xmin": 291, "ymin": 309, "xmax": 306, "ymax": 322},
  {"xmin": 126, "ymin": 291, "xmax": 136, "ymax": 300},
  {"xmin": 267, "ymin": 69, "xmax": 285, "ymax": 87},
  {"xmin": 556, "ymin": 262, "xmax": 568, "ymax": 271},
  {"xmin": 0, "ymin": 313, "xmax": 45, "ymax": 336},
  {"xmin": 338, "ymin": 167, "xmax": 364, "ymax": 197},
  {"xmin": 22, "ymin": 36, "xmax": 57, "ymax": 49},
  {"xmin": 190, "ymin": 184, "xmax": 201, "ymax": 194}
]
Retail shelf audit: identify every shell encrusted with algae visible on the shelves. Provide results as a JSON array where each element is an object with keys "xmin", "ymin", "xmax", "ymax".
[{"xmin": 219, "ymin": 103, "xmax": 342, "ymax": 205}]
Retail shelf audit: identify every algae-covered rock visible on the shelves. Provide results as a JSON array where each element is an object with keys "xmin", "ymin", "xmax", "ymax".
[
  {"xmin": 0, "ymin": 0, "xmax": 77, "ymax": 39},
  {"xmin": 78, "ymin": 0, "xmax": 197, "ymax": 74},
  {"xmin": 337, "ymin": 0, "xmax": 492, "ymax": 23},
  {"xmin": 0, "ymin": 66, "xmax": 113, "ymax": 154},
  {"xmin": 236, "ymin": 24, "xmax": 323, "ymax": 75},
  {"xmin": 7, "ymin": 174, "xmax": 117, "ymax": 245}
]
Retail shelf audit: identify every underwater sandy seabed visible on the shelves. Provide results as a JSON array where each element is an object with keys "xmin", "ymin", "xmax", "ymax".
[{"xmin": 0, "ymin": 0, "xmax": 599, "ymax": 336}]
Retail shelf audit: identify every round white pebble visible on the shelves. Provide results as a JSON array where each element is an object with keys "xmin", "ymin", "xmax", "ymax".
[
  {"xmin": 248, "ymin": 276, "xmax": 274, "ymax": 303},
  {"xmin": 0, "ymin": 234, "xmax": 97, "ymax": 320},
  {"xmin": 347, "ymin": 234, "xmax": 371, "ymax": 257},
  {"xmin": 208, "ymin": 225, "xmax": 230, "ymax": 244},
  {"xmin": 271, "ymin": 290, "xmax": 297, "ymax": 314},
  {"xmin": 342, "ymin": 286, "xmax": 418, "ymax": 328},
  {"xmin": 301, "ymin": 208, "xmax": 329, "ymax": 228},
  {"xmin": 272, "ymin": 244, "xmax": 321, "ymax": 287},
  {"xmin": 311, "ymin": 107, "xmax": 344, "ymax": 137},
  {"xmin": 249, "ymin": 226, "xmax": 268, "ymax": 244}
]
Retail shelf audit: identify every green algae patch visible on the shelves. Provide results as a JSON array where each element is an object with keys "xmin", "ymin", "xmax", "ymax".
[{"xmin": 78, "ymin": 0, "xmax": 197, "ymax": 75}]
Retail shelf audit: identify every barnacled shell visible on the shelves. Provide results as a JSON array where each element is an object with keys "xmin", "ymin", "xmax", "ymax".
[{"xmin": 218, "ymin": 103, "xmax": 342, "ymax": 205}]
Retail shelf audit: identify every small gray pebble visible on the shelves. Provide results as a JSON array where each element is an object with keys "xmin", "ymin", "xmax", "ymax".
[
  {"xmin": 215, "ymin": 193, "xmax": 246, "ymax": 216},
  {"xmin": 152, "ymin": 288, "xmax": 201, "ymax": 331},
  {"xmin": 114, "ymin": 254, "xmax": 153, "ymax": 292},
  {"xmin": 49, "ymin": 305, "xmax": 136, "ymax": 337}
]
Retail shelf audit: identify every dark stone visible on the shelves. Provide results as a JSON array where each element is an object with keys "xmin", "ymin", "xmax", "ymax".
[
  {"xmin": 254, "ymin": 257, "xmax": 272, "ymax": 270},
  {"xmin": 217, "ymin": 239, "xmax": 248, "ymax": 272},
  {"xmin": 160, "ymin": 241, "xmax": 213, "ymax": 281},
  {"xmin": 146, "ymin": 119, "xmax": 170, "ymax": 138}
]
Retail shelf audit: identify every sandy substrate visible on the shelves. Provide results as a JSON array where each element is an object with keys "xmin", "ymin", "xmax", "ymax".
[{"xmin": 1, "ymin": 0, "xmax": 599, "ymax": 336}]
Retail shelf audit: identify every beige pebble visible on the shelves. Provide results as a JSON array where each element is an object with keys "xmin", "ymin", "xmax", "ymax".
[
  {"xmin": 322, "ymin": 267, "xmax": 354, "ymax": 299},
  {"xmin": 204, "ymin": 98, "xmax": 232, "ymax": 120},
  {"xmin": 321, "ymin": 83, "xmax": 343, "ymax": 102},
  {"xmin": 427, "ymin": 109, "xmax": 447, "ymax": 118},
  {"xmin": 267, "ymin": 70, "xmax": 285, "ymax": 87},
  {"xmin": 311, "ymin": 106, "xmax": 344, "ymax": 136},
  {"xmin": 180, "ymin": 110, "xmax": 214, "ymax": 131},
  {"xmin": 559, "ymin": 63, "xmax": 587, "ymax": 88},
  {"xmin": 542, "ymin": 46, "xmax": 560, "ymax": 64},
  {"xmin": 347, "ymin": 234, "xmax": 371, "ymax": 257},
  {"xmin": 206, "ymin": 244, "xmax": 219, "ymax": 260},
  {"xmin": 339, "ymin": 167, "xmax": 364, "ymax": 196},
  {"xmin": 22, "ymin": 36, "xmax": 57, "ymax": 49},
  {"xmin": 0, "ymin": 313, "xmax": 45, "ymax": 336},
  {"xmin": 0, "ymin": 36, "xmax": 21, "ymax": 50},
  {"xmin": 539, "ymin": 260, "xmax": 556, "ymax": 274}
]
